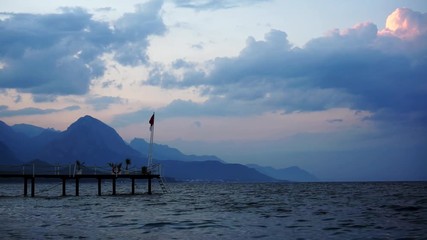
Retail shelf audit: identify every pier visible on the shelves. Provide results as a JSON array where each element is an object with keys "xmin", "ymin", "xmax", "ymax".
[{"xmin": 0, "ymin": 163, "xmax": 166, "ymax": 197}]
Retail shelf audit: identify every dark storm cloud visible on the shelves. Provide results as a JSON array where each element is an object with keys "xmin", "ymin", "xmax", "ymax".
[
  {"xmin": 146, "ymin": 9, "xmax": 427, "ymax": 125},
  {"xmin": 0, "ymin": 0, "xmax": 165, "ymax": 96},
  {"xmin": 0, "ymin": 105, "xmax": 80, "ymax": 117}
]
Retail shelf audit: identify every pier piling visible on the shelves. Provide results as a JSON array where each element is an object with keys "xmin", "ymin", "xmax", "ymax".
[
  {"xmin": 31, "ymin": 177, "xmax": 35, "ymax": 197},
  {"xmin": 24, "ymin": 177, "xmax": 28, "ymax": 197},
  {"xmin": 98, "ymin": 178, "xmax": 102, "ymax": 196},
  {"xmin": 75, "ymin": 177, "xmax": 79, "ymax": 196},
  {"xmin": 112, "ymin": 178, "xmax": 116, "ymax": 195},
  {"xmin": 62, "ymin": 178, "xmax": 66, "ymax": 196},
  {"xmin": 148, "ymin": 178, "xmax": 152, "ymax": 195},
  {"xmin": 1, "ymin": 172, "xmax": 161, "ymax": 197}
]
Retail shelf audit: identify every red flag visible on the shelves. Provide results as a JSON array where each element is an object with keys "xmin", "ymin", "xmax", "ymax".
[{"xmin": 149, "ymin": 113, "xmax": 155, "ymax": 126}]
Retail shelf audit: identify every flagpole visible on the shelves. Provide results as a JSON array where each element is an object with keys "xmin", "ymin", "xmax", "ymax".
[{"xmin": 148, "ymin": 113, "xmax": 155, "ymax": 171}]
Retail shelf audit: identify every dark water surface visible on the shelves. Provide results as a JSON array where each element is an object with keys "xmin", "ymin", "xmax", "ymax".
[{"xmin": 0, "ymin": 181, "xmax": 426, "ymax": 239}]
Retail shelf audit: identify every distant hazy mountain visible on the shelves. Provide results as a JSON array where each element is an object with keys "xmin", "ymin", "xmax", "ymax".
[
  {"xmin": 160, "ymin": 160, "xmax": 276, "ymax": 182},
  {"xmin": 0, "ymin": 120, "xmax": 30, "ymax": 161},
  {"xmin": 0, "ymin": 141, "xmax": 21, "ymax": 165},
  {"xmin": 11, "ymin": 124, "xmax": 47, "ymax": 138},
  {"xmin": 247, "ymin": 164, "xmax": 318, "ymax": 182},
  {"xmin": 12, "ymin": 123, "xmax": 61, "ymax": 151},
  {"xmin": 130, "ymin": 138, "xmax": 222, "ymax": 162},
  {"xmin": 36, "ymin": 115, "xmax": 144, "ymax": 166},
  {"xmin": 32, "ymin": 128, "xmax": 62, "ymax": 148},
  {"xmin": 0, "ymin": 121, "xmax": 62, "ymax": 162}
]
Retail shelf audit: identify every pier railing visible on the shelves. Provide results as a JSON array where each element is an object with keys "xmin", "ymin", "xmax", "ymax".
[
  {"xmin": 0, "ymin": 163, "xmax": 165, "ymax": 197},
  {"xmin": 0, "ymin": 164, "xmax": 154, "ymax": 177}
]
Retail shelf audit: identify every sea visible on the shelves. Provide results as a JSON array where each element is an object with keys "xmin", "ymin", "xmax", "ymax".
[{"xmin": 0, "ymin": 181, "xmax": 426, "ymax": 239}]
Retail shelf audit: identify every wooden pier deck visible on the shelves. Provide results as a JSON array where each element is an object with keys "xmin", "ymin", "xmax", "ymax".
[{"xmin": 0, "ymin": 164, "xmax": 165, "ymax": 197}]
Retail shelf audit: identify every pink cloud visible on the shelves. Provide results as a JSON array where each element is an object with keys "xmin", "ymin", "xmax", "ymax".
[{"xmin": 379, "ymin": 8, "xmax": 427, "ymax": 39}]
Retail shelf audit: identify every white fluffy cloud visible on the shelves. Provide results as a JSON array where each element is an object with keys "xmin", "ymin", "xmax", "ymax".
[{"xmin": 380, "ymin": 8, "xmax": 427, "ymax": 39}]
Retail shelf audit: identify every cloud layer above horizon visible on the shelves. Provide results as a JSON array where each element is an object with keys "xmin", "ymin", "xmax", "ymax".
[
  {"xmin": 1, "ymin": 1, "xmax": 426, "ymax": 180},
  {"xmin": 0, "ymin": 3, "xmax": 425, "ymax": 131},
  {"xmin": 143, "ymin": 7, "xmax": 427, "ymax": 128}
]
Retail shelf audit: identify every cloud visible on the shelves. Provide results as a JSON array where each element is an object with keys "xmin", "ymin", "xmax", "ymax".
[
  {"xmin": 0, "ymin": 8, "xmax": 104, "ymax": 95},
  {"xmin": 101, "ymin": 79, "xmax": 123, "ymax": 89},
  {"xmin": 146, "ymin": 8, "xmax": 427, "ymax": 126},
  {"xmin": 380, "ymin": 8, "xmax": 427, "ymax": 40},
  {"xmin": 191, "ymin": 43, "xmax": 204, "ymax": 50},
  {"xmin": 327, "ymin": 119, "xmax": 343, "ymax": 124},
  {"xmin": 32, "ymin": 94, "xmax": 57, "ymax": 103},
  {"xmin": 85, "ymin": 95, "xmax": 126, "ymax": 111},
  {"xmin": 95, "ymin": 7, "xmax": 114, "ymax": 12},
  {"xmin": 172, "ymin": 0, "xmax": 270, "ymax": 10},
  {"xmin": 111, "ymin": 99, "xmax": 204, "ymax": 128},
  {"xmin": 0, "ymin": 105, "xmax": 80, "ymax": 117},
  {"xmin": 110, "ymin": 108, "xmax": 153, "ymax": 128},
  {"xmin": 193, "ymin": 121, "xmax": 202, "ymax": 128},
  {"xmin": 14, "ymin": 94, "xmax": 22, "ymax": 103},
  {"xmin": 111, "ymin": 96, "xmax": 276, "ymax": 127},
  {"xmin": 112, "ymin": 1, "xmax": 166, "ymax": 65},
  {"xmin": 172, "ymin": 59, "xmax": 195, "ymax": 69},
  {"xmin": 0, "ymin": 1, "xmax": 165, "ymax": 96}
]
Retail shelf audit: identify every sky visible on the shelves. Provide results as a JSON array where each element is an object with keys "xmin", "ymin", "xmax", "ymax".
[{"xmin": 1, "ymin": 0, "xmax": 426, "ymax": 181}]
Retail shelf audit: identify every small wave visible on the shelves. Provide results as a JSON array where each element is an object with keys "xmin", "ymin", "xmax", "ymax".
[
  {"xmin": 382, "ymin": 204, "xmax": 422, "ymax": 212},
  {"xmin": 323, "ymin": 227, "xmax": 341, "ymax": 231},
  {"xmin": 143, "ymin": 221, "xmax": 173, "ymax": 228},
  {"xmin": 313, "ymin": 209, "xmax": 328, "ymax": 215},
  {"xmin": 415, "ymin": 198, "xmax": 427, "ymax": 205},
  {"xmin": 276, "ymin": 207, "xmax": 291, "ymax": 213},
  {"xmin": 103, "ymin": 214, "xmax": 124, "ymax": 218}
]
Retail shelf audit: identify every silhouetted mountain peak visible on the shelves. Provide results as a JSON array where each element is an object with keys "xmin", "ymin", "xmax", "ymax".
[
  {"xmin": 36, "ymin": 115, "xmax": 142, "ymax": 166},
  {"xmin": 63, "ymin": 115, "xmax": 122, "ymax": 148},
  {"xmin": 65, "ymin": 115, "xmax": 122, "ymax": 143},
  {"xmin": 67, "ymin": 115, "xmax": 105, "ymax": 131}
]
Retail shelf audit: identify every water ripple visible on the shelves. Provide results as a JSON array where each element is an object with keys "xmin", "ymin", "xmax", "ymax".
[{"xmin": 0, "ymin": 182, "xmax": 426, "ymax": 239}]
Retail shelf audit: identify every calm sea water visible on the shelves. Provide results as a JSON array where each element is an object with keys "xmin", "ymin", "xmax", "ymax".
[{"xmin": 0, "ymin": 181, "xmax": 426, "ymax": 239}]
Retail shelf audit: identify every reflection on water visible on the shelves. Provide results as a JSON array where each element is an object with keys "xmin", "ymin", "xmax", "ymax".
[{"xmin": 0, "ymin": 181, "xmax": 426, "ymax": 239}]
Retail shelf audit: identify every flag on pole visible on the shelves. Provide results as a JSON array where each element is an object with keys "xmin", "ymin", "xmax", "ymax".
[{"xmin": 149, "ymin": 113, "xmax": 155, "ymax": 131}]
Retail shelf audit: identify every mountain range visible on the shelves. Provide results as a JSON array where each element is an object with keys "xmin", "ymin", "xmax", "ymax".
[
  {"xmin": 129, "ymin": 138, "xmax": 223, "ymax": 162},
  {"xmin": 0, "ymin": 115, "xmax": 317, "ymax": 182},
  {"xmin": 247, "ymin": 164, "xmax": 318, "ymax": 182}
]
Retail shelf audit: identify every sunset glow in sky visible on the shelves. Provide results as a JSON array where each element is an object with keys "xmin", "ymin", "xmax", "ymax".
[{"xmin": 1, "ymin": 0, "xmax": 426, "ymax": 180}]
